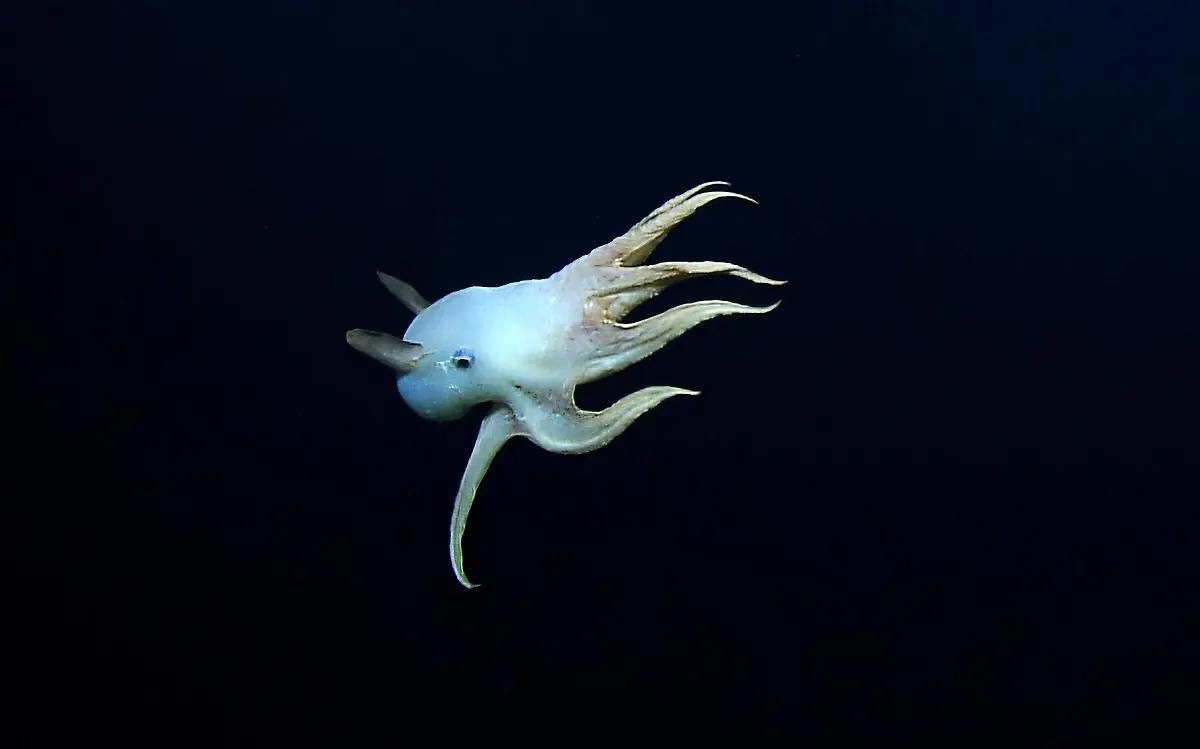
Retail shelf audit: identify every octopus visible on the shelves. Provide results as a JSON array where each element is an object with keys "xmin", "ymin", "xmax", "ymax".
[{"xmin": 347, "ymin": 182, "xmax": 784, "ymax": 588}]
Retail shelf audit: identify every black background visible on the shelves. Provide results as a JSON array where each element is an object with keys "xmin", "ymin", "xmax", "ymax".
[{"xmin": 8, "ymin": 0, "xmax": 1199, "ymax": 740}]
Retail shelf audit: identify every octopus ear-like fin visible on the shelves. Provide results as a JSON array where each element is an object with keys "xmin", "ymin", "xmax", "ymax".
[
  {"xmin": 377, "ymin": 271, "xmax": 431, "ymax": 314},
  {"xmin": 346, "ymin": 329, "xmax": 423, "ymax": 373},
  {"xmin": 450, "ymin": 406, "xmax": 519, "ymax": 589}
]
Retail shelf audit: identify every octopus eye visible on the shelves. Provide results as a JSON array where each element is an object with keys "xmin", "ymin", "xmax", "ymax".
[{"xmin": 452, "ymin": 348, "xmax": 475, "ymax": 369}]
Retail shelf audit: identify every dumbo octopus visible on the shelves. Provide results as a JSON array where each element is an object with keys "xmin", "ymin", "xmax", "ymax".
[{"xmin": 347, "ymin": 182, "xmax": 784, "ymax": 588}]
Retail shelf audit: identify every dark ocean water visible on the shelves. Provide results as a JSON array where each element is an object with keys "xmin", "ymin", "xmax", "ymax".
[{"xmin": 8, "ymin": 1, "xmax": 1199, "ymax": 739}]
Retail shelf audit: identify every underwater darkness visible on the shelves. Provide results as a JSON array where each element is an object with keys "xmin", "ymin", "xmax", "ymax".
[{"xmin": 7, "ymin": 0, "xmax": 1200, "ymax": 740}]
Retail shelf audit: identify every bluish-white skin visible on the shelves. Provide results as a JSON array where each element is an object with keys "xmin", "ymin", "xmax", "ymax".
[{"xmin": 346, "ymin": 182, "xmax": 785, "ymax": 588}]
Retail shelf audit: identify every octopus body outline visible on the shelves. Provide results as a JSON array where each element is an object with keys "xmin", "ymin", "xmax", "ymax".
[{"xmin": 347, "ymin": 182, "xmax": 785, "ymax": 588}]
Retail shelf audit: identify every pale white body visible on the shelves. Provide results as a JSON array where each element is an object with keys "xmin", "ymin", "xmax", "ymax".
[{"xmin": 347, "ymin": 182, "xmax": 784, "ymax": 588}]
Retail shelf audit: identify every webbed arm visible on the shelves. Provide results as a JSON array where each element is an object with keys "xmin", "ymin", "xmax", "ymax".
[{"xmin": 450, "ymin": 405, "xmax": 518, "ymax": 588}]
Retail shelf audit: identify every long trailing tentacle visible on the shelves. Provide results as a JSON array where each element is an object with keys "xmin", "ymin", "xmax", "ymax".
[{"xmin": 449, "ymin": 405, "xmax": 519, "ymax": 588}]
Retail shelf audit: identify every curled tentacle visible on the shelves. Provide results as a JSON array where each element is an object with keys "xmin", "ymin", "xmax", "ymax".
[
  {"xmin": 597, "ymin": 260, "xmax": 785, "ymax": 323},
  {"xmin": 450, "ymin": 406, "xmax": 520, "ymax": 588},
  {"xmin": 581, "ymin": 299, "xmax": 780, "ymax": 384},
  {"xmin": 513, "ymin": 385, "xmax": 698, "ymax": 455},
  {"xmin": 585, "ymin": 182, "xmax": 758, "ymax": 268}
]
